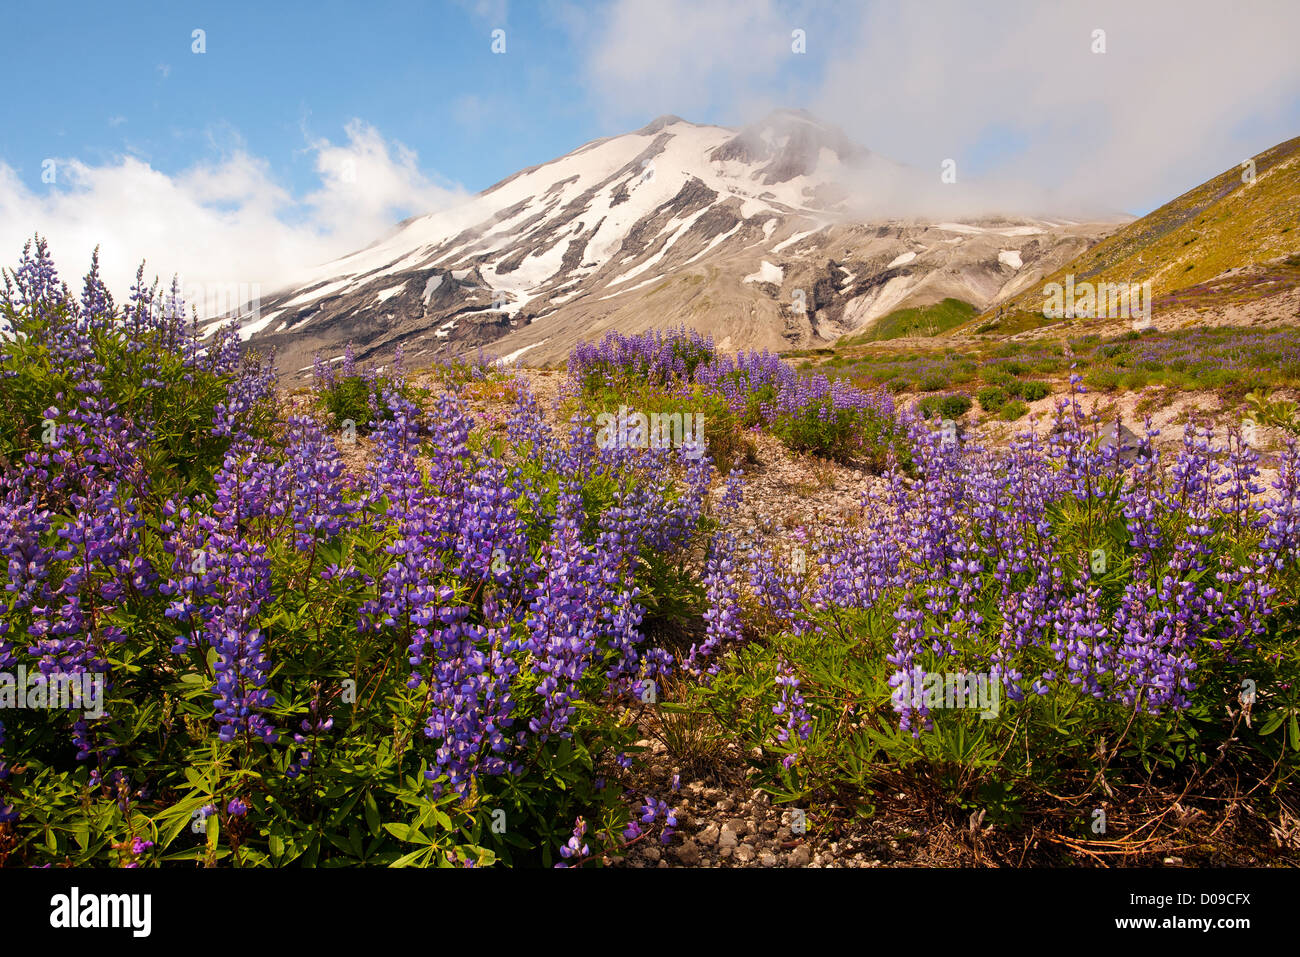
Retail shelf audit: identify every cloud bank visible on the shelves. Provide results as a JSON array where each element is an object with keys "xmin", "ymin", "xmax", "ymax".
[
  {"xmin": 0, "ymin": 121, "xmax": 467, "ymax": 315},
  {"xmin": 579, "ymin": 0, "xmax": 1300, "ymax": 215}
]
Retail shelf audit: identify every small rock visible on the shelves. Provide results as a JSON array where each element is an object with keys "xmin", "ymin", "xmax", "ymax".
[
  {"xmin": 698, "ymin": 823, "xmax": 720, "ymax": 847},
  {"xmin": 719, "ymin": 846, "xmax": 733, "ymax": 860},
  {"xmin": 759, "ymin": 850, "xmax": 778, "ymax": 867},
  {"xmin": 716, "ymin": 797, "xmax": 735, "ymax": 812},
  {"xmin": 790, "ymin": 845, "xmax": 812, "ymax": 867},
  {"xmin": 643, "ymin": 846, "xmax": 660, "ymax": 862},
  {"xmin": 674, "ymin": 840, "xmax": 701, "ymax": 866},
  {"xmin": 750, "ymin": 788, "xmax": 770, "ymax": 805},
  {"xmin": 726, "ymin": 818, "xmax": 750, "ymax": 837},
  {"xmin": 735, "ymin": 844, "xmax": 756, "ymax": 863}
]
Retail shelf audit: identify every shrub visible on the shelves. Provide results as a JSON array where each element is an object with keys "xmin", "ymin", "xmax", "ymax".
[
  {"xmin": 584, "ymin": 381, "xmax": 756, "ymax": 474},
  {"xmin": 1120, "ymin": 370, "xmax": 1150, "ymax": 392},
  {"xmin": 977, "ymin": 385, "xmax": 1008, "ymax": 413},
  {"xmin": 772, "ymin": 401, "xmax": 909, "ymax": 471},
  {"xmin": 1018, "ymin": 380, "xmax": 1051, "ymax": 402},
  {"xmin": 984, "ymin": 369, "xmax": 1018, "ymax": 392},
  {"xmin": 915, "ymin": 393, "xmax": 972, "ymax": 420},
  {"xmin": 939, "ymin": 393, "xmax": 973, "ymax": 418},
  {"xmin": 319, "ymin": 372, "xmax": 386, "ymax": 430},
  {"xmin": 916, "ymin": 370, "xmax": 951, "ymax": 393},
  {"xmin": 1083, "ymin": 365, "xmax": 1122, "ymax": 392},
  {"xmin": 998, "ymin": 399, "xmax": 1029, "ymax": 420},
  {"xmin": 313, "ymin": 345, "xmax": 423, "ymax": 434}
]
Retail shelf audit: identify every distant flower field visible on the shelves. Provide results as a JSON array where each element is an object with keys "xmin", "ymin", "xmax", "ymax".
[{"xmin": 802, "ymin": 325, "xmax": 1300, "ymax": 399}]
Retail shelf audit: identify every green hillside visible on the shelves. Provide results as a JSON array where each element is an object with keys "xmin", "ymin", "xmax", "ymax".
[{"xmin": 969, "ymin": 134, "xmax": 1300, "ymax": 333}]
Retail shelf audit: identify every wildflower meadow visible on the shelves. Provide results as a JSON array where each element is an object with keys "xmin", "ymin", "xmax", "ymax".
[{"xmin": 1, "ymin": 240, "xmax": 1298, "ymax": 869}]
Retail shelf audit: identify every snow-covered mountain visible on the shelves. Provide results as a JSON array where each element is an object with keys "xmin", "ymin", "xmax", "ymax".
[{"xmin": 232, "ymin": 110, "xmax": 1122, "ymax": 372}]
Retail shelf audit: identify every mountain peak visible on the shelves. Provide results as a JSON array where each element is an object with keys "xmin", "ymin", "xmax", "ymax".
[
  {"xmin": 636, "ymin": 114, "xmax": 690, "ymax": 135},
  {"xmin": 710, "ymin": 109, "xmax": 870, "ymax": 185}
]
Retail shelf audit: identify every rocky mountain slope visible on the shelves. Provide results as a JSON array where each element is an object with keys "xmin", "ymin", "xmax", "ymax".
[{"xmin": 230, "ymin": 111, "xmax": 1123, "ymax": 373}]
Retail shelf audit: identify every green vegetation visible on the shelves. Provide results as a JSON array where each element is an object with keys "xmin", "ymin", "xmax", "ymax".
[
  {"xmin": 977, "ymin": 385, "xmax": 1008, "ymax": 413},
  {"xmin": 1246, "ymin": 388, "xmax": 1300, "ymax": 436},
  {"xmin": 1019, "ymin": 380, "xmax": 1051, "ymax": 402},
  {"xmin": 843, "ymin": 298, "xmax": 978, "ymax": 343},
  {"xmin": 915, "ymin": 393, "xmax": 973, "ymax": 420},
  {"xmin": 999, "ymin": 399, "xmax": 1030, "ymax": 421}
]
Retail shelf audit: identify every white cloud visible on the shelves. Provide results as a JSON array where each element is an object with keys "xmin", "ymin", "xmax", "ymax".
[
  {"xmin": 813, "ymin": 0, "xmax": 1300, "ymax": 213},
  {"xmin": 0, "ymin": 121, "xmax": 467, "ymax": 315},
  {"xmin": 580, "ymin": 0, "xmax": 1300, "ymax": 214},
  {"xmin": 455, "ymin": 0, "xmax": 509, "ymax": 26},
  {"xmin": 584, "ymin": 0, "xmax": 800, "ymax": 120}
]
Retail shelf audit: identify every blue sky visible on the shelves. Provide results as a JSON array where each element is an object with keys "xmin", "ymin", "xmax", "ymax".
[
  {"xmin": 1, "ymin": 1, "xmax": 602, "ymax": 196},
  {"xmin": 2, "ymin": 0, "xmax": 1298, "ymax": 295}
]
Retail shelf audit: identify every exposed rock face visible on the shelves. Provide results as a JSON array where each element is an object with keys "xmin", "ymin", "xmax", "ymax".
[{"xmin": 228, "ymin": 111, "xmax": 1122, "ymax": 374}]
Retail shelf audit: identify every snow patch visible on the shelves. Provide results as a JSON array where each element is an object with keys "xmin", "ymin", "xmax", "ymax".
[
  {"xmin": 743, "ymin": 261, "xmax": 784, "ymax": 285},
  {"xmin": 887, "ymin": 251, "xmax": 917, "ymax": 268},
  {"xmin": 238, "ymin": 309, "xmax": 283, "ymax": 340},
  {"xmin": 280, "ymin": 278, "xmax": 353, "ymax": 310},
  {"xmin": 375, "ymin": 282, "xmax": 407, "ymax": 304},
  {"xmin": 998, "ymin": 249, "xmax": 1023, "ymax": 270},
  {"xmin": 771, "ymin": 229, "xmax": 810, "ymax": 253},
  {"xmin": 682, "ymin": 222, "xmax": 743, "ymax": 265},
  {"xmin": 422, "ymin": 275, "xmax": 444, "ymax": 303},
  {"xmin": 502, "ymin": 340, "xmax": 547, "ymax": 363}
]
